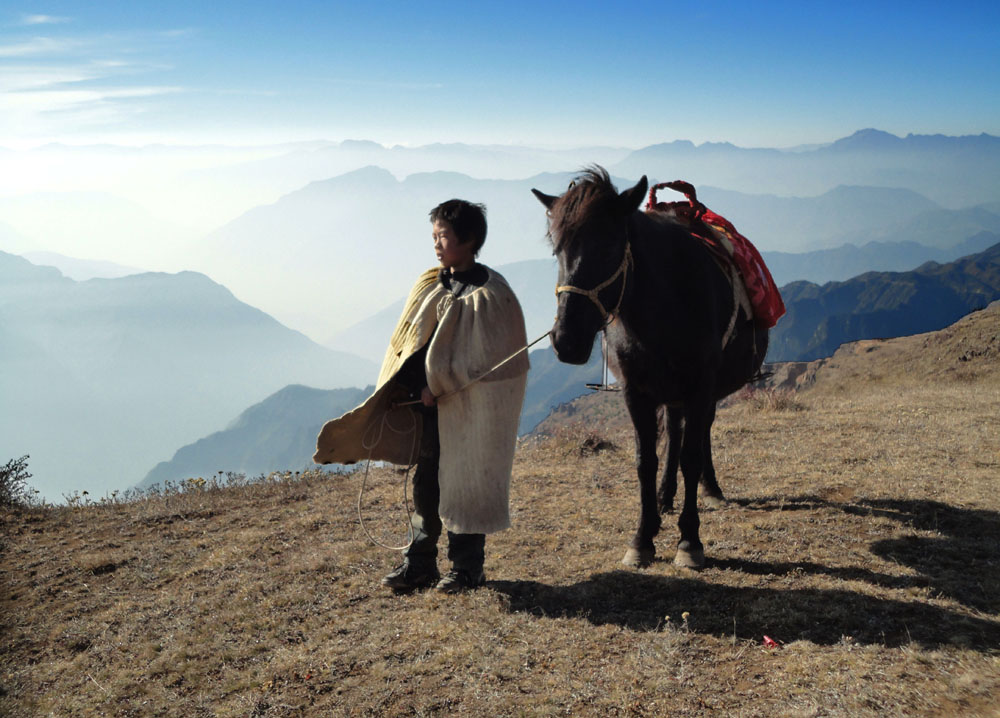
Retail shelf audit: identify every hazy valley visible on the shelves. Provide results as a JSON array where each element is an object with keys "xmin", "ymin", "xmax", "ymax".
[
  {"xmin": 0, "ymin": 252, "xmax": 375, "ymax": 500},
  {"xmin": 3, "ymin": 129, "xmax": 1000, "ymax": 501},
  {"xmin": 3, "ymin": 129, "xmax": 999, "ymax": 341}
]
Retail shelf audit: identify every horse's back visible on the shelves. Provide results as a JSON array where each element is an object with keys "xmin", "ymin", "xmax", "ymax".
[{"xmin": 635, "ymin": 210, "xmax": 767, "ymax": 398}]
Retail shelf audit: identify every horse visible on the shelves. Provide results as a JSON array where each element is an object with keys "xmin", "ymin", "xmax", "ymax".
[{"xmin": 532, "ymin": 167, "xmax": 768, "ymax": 569}]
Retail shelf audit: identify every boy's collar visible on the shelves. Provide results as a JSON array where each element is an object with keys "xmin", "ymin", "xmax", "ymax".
[{"xmin": 440, "ymin": 262, "xmax": 484, "ymax": 279}]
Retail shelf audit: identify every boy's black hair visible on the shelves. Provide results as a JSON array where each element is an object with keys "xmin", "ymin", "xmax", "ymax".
[{"xmin": 429, "ymin": 199, "xmax": 487, "ymax": 256}]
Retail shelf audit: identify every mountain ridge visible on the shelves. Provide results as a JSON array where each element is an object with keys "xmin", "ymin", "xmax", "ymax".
[
  {"xmin": 138, "ymin": 384, "xmax": 373, "ymax": 489},
  {"xmin": 0, "ymin": 252, "xmax": 377, "ymax": 501},
  {"xmin": 769, "ymin": 242, "xmax": 1000, "ymax": 361}
]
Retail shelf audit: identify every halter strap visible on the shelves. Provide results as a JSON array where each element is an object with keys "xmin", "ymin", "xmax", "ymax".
[{"xmin": 555, "ymin": 242, "xmax": 633, "ymax": 322}]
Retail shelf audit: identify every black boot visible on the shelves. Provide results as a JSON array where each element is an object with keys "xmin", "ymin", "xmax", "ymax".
[
  {"xmin": 381, "ymin": 560, "xmax": 440, "ymax": 591},
  {"xmin": 436, "ymin": 532, "xmax": 486, "ymax": 593},
  {"xmin": 381, "ymin": 510, "xmax": 442, "ymax": 591}
]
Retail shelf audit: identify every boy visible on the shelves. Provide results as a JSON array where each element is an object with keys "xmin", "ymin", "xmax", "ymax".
[{"xmin": 314, "ymin": 199, "xmax": 529, "ymax": 593}]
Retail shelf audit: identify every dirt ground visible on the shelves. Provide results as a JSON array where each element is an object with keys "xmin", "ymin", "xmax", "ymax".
[{"xmin": 3, "ymin": 306, "xmax": 999, "ymax": 716}]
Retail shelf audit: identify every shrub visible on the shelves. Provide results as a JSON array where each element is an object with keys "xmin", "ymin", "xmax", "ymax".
[
  {"xmin": 0, "ymin": 455, "xmax": 36, "ymax": 508},
  {"xmin": 578, "ymin": 432, "xmax": 618, "ymax": 456}
]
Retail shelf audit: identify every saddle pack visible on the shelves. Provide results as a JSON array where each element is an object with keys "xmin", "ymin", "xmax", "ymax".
[{"xmin": 645, "ymin": 180, "xmax": 786, "ymax": 329}]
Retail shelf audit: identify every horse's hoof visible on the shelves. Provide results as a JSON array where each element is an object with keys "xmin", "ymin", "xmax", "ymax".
[
  {"xmin": 673, "ymin": 544, "xmax": 705, "ymax": 570},
  {"xmin": 622, "ymin": 547, "xmax": 655, "ymax": 568}
]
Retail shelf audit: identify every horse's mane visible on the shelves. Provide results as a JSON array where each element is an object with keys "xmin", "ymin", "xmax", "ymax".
[{"xmin": 547, "ymin": 166, "xmax": 620, "ymax": 251}]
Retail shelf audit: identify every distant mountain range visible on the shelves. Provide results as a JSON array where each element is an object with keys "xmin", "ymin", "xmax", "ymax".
[
  {"xmin": 21, "ymin": 251, "xmax": 145, "ymax": 281},
  {"xmin": 137, "ymin": 384, "xmax": 371, "ymax": 489},
  {"xmin": 763, "ymin": 231, "xmax": 1000, "ymax": 287},
  {"xmin": 192, "ymin": 167, "xmax": 995, "ymax": 343},
  {"xmin": 0, "ymin": 252, "xmax": 376, "ymax": 501},
  {"xmin": 135, "ymin": 342, "xmax": 605, "ymax": 487},
  {"xmin": 187, "ymin": 128, "xmax": 1000, "ymax": 222},
  {"xmin": 614, "ymin": 129, "xmax": 1000, "ymax": 208},
  {"xmin": 5, "ymin": 129, "xmax": 997, "ymax": 345},
  {"xmin": 130, "ymin": 241, "xmax": 1000, "ymax": 487},
  {"xmin": 188, "ymin": 140, "xmax": 634, "ymax": 199},
  {"xmin": 191, "ymin": 166, "xmax": 559, "ymax": 340},
  {"xmin": 768, "ymin": 243, "xmax": 1000, "ymax": 361},
  {"xmin": 328, "ymin": 229, "xmax": 1000, "ymax": 364},
  {"xmin": 695, "ymin": 184, "xmax": 941, "ymax": 252}
]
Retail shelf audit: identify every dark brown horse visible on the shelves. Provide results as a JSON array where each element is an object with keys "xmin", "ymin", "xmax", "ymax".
[{"xmin": 533, "ymin": 167, "xmax": 768, "ymax": 569}]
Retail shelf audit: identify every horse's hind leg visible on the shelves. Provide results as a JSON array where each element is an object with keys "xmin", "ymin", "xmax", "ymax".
[
  {"xmin": 622, "ymin": 390, "xmax": 661, "ymax": 568},
  {"xmin": 675, "ymin": 399, "xmax": 711, "ymax": 569},
  {"xmin": 699, "ymin": 403, "xmax": 726, "ymax": 509},
  {"xmin": 657, "ymin": 406, "xmax": 682, "ymax": 514}
]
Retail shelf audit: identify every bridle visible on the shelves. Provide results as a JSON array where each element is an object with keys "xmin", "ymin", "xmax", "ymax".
[{"xmin": 555, "ymin": 240, "xmax": 633, "ymax": 325}]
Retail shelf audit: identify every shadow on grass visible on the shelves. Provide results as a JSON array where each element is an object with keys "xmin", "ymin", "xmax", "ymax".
[
  {"xmin": 490, "ymin": 495, "xmax": 1000, "ymax": 651},
  {"xmin": 731, "ymin": 494, "xmax": 1000, "ymax": 614},
  {"xmin": 489, "ymin": 572, "xmax": 999, "ymax": 650}
]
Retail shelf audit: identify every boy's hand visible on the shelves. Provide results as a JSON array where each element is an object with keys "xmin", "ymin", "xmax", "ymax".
[{"xmin": 420, "ymin": 386, "xmax": 437, "ymax": 407}]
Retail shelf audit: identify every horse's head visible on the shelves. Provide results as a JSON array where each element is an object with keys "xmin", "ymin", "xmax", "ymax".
[{"xmin": 532, "ymin": 167, "xmax": 647, "ymax": 364}]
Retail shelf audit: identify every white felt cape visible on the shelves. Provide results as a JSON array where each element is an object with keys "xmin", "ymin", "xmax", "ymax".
[{"xmin": 314, "ymin": 266, "xmax": 529, "ymax": 534}]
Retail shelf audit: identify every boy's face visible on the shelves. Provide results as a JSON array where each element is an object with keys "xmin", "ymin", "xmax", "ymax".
[{"xmin": 432, "ymin": 219, "xmax": 475, "ymax": 271}]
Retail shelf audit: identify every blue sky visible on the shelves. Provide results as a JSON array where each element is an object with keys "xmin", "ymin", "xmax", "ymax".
[{"xmin": 2, "ymin": 0, "xmax": 998, "ymax": 149}]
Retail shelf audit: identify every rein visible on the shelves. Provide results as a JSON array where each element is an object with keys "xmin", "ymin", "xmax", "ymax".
[{"xmin": 392, "ymin": 329, "xmax": 552, "ymax": 408}]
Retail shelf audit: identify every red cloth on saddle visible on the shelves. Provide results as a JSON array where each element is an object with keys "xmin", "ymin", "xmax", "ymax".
[{"xmin": 645, "ymin": 180, "xmax": 786, "ymax": 329}]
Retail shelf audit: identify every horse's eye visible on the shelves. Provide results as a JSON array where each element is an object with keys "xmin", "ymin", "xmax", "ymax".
[{"xmin": 567, "ymin": 180, "xmax": 576, "ymax": 190}]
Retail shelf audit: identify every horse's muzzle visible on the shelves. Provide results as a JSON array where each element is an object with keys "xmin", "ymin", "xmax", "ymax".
[{"xmin": 550, "ymin": 323, "xmax": 596, "ymax": 365}]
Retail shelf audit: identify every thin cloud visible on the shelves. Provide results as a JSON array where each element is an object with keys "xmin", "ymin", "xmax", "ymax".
[
  {"xmin": 4, "ymin": 85, "xmax": 182, "ymax": 113},
  {"xmin": 0, "ymin": 58, "xmax": 154, "ymax": 93},
  {"xmin": 159, "ymin": 28, "xmax": 199, "ymax": 38},
  {"xmin": 1, "ymin": 38, "xmax": 183, "ymax": 140},
  {"xmin": 0, "ymin": 24, "xmax": 192, "ymax": 140},
  {"xmin": 19, "ymin": 14, "xmax": 71, "ymax": 26},
  {"xmin": 1, "ymin": 84, "xmax": 183, "ymax": 141},
  {"xmin": 0, "ymin": 64, "xmax": 105, "ymax": 92},
  {"xmin": 0, "ymin": 36, "xmax": 79, "ymax": 57}
]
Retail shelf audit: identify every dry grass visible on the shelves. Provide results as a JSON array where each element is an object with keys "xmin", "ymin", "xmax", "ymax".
[{"xmin": 3, "ymin": 307, "xmax": 1000, "ymax": 717}]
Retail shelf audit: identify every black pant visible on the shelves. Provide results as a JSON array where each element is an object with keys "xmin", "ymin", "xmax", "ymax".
[{"xmin": 405, "ymin": 406, "xmax": 485, "ymax": 572}]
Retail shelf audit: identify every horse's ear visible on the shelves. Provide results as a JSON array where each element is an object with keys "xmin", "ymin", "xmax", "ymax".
[
  {"xmin": 532, "ymin": 188, "xmax": 558, "ymax": 210},
  {"xmin": 618, "ymin": 175, "xmax": 648, "ymax": 214}
]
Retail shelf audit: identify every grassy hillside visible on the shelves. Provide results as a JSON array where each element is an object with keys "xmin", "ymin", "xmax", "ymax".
[{"xmin": 2, "ymin": 304, "xmax": 999, "ymax": 716}]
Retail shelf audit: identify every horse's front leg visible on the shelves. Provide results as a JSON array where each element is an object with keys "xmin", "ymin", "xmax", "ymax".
[
  {"xmin": 676, "ymin": 399, "xmax": 713, "ymax": 569},
  {"xmin": 622, "ymin": 390, "xmax": 661, "ymax": 568}
]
